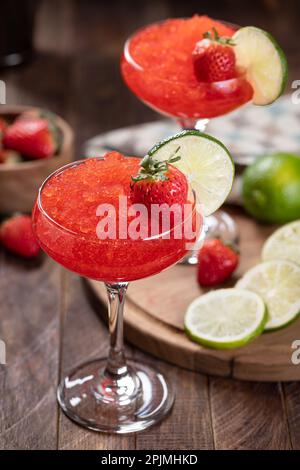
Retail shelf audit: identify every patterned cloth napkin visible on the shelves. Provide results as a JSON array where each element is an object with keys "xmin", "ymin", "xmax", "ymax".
[{"xmin": 84, "ymin": 94, "xmax": 299, "ymax": 204}]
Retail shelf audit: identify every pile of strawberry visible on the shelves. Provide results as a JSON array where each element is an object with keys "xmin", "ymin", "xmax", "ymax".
[{"xmin": 0, "ymin": 109, "xmax": 61, "ymax": 165}]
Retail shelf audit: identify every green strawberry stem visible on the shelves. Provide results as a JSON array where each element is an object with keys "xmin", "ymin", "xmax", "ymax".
[
  {"xmin": 204, "ymin": 27, "xmax": 235, "ymax": 46},
  {"xmin": 132, "ymin": 147, "xmax": 181, "ymax": 182}
]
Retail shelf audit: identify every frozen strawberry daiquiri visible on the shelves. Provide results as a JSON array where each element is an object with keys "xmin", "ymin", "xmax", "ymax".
[
  {"xmin": 121, "ymin": 16, "xmax": 253, "ymax": 122},
  {"xmin": 32, "ymin": 130, "xmax": 234, "ymax": 434},
  {"xmin": 32, "ymin": 136, "xmax": 206, "ymax": 433}
]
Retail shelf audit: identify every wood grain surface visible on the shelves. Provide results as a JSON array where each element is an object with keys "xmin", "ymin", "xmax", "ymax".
[{"xmin": 0, "ymin": 0, "xmax": 300, "ymax": 450}]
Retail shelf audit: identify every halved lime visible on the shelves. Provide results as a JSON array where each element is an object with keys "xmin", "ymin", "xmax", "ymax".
[
  {"xmin": 237, "ymin": 260, "xmax": 300, "ymax": 331},
  {"xmin": 233, "ymin": 26, "xmax": 288, "ymax": 105},
  {"xmin": 262, "ymin": 220, "xmax": 300, "ymax": 265},
  {"xmin": 148, "ymin": 130, "xmax": 234, "ymax": 216},
  {"xmin": 184, "ymin": 288, "xmax": 267, "ymax": 349}
]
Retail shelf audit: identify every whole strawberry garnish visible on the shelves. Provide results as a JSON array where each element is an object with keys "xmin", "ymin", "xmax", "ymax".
[
  {"xmin": 0, "ymin": 214, "xmax": 40, "ymax": 258},
  {"xmin": 197, "ymin": 238, "xmax": 239, "ymax": 286},
  {"xmin": 130, "ymin": 149, "xmax": 188, "ymax": 209},
  {"xmin": 193, "ymin": 28, "xmax": 236, "ymax": 82},
  {"xmin": 3, "ymin": 118, "xmax": 58, "ymax": 159}
]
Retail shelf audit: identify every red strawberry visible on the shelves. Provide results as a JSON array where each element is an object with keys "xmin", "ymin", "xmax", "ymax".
[
  {"xmin": 3, "ymin": 118, "xmax": 57, "ymax": 159},
  {"xmin": 197, "ymin": 238, "xmax": 239, "ymax": 286},
  {"xmin": 0, "ymin": 214, "xmax": 40, "ymax": 258},
  {"xmin": 130, "ymin": 152, "xmax": 188, "ymax": 209},
  {"xmin": 193, "ymin": 28, "xmax": 236, "ymax": 83}
]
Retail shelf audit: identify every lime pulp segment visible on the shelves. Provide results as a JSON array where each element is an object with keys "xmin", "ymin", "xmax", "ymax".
[
  {"xmin": 237, "ymin": 260, "xmax": 300, "ymax": 331},
  {"xmin": 148, "ymin": 130, "xmax": 234, "ymax": 216},
  {"xmin": 262, "ymin": 220, "xmax": 300, "ymax": 265},
  {"xmin": 233, "ymin": 26, "xmax": 288, "ymax": 105},
  {"xmin": 184, "ymin": 288, "xmax": 267, "ymax": 349}
]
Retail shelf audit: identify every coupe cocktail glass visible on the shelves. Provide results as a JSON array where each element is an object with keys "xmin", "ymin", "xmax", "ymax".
[
  {"xmin": 121, "ymin": 16, "xmax": 253, "ymax": 262},
  {"xmin": 32, "ymin": 154, "xmax": 200, "ymax": 433}
]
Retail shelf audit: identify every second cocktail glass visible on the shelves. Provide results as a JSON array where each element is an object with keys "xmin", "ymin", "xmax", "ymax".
[{"xmin": 121, "ymin": 16, "xmax": 253, "ymax": 262}]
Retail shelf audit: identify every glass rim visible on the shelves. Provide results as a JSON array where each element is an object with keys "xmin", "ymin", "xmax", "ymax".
[
  {"xmin": 36, "ymin": 156, "xmax": 200, "ymax": 242},
  {"xmin": 123, "ymin": 17, "xmax": 240, "ymax": 85}
]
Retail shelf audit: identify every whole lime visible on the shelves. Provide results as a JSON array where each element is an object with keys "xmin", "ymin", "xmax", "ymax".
[{"xmin": 242, "ymin": 153, "xmax": 300, "ymax": 223}]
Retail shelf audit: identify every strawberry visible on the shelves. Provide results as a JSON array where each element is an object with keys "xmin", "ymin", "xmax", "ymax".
[
  {"xmin": 0, "ymin": 214, "xmax": 40, "ymax": 258},
  {"xmin": 197, "ymin": 238, "xmax": 239, "ymax": 286},
  {"xmin": 130, "ymin": 151, "xmax": 188, "ymax": 210},
  {"xmin": 193, "ymin": 28, "xmax": 236, "ymax": 82},
  {"xmin": 3, "ymin": 118, "xmax": 58, "ymax": 159}
]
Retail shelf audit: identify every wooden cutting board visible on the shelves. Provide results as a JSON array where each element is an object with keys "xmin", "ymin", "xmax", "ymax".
[{"xmin": 85, "ymin": 207, "xmax": 300, "ymax": 382}]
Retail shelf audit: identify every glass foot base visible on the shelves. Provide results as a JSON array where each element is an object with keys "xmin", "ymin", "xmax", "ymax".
[
  {"xmin": 57, "ymin": 358, "xmax": 175, "ymax": 434},
  {"xmin": 180, "ymin": 210, "xmax": 239, "ymax": 265}
]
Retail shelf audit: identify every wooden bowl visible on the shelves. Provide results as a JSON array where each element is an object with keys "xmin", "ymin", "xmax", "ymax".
[{"xmin": 0, "ymin": 105, "xmax": 74, "ymax": 214}]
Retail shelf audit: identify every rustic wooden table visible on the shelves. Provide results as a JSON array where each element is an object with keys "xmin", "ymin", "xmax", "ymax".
[{"xmin": 1, "ymin": 0, "xmax": 300, "ymax": 450}]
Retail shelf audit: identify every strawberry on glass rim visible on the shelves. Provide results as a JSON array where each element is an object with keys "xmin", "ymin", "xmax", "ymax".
[
  {"xmin": 192, "ymin": 27, "xmax": 237, "ymax": 83},
  {"xmin": 130, "ymin": 151, "xmax": 188, "ymax": 209}
]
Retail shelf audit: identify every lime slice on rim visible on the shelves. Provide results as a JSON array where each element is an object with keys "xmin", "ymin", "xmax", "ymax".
[
  {"xmin": 262, "ymin": 220, "xmax": 300, "ymax": 265},
  {"xmin": 184, "ymin": 288, "xmax": 267, "ymax": 349},
  {"xmin": 148, "ymin": 130, "xmax": 234, "ymax": 216},
  {"xmin": 237, "ymin": 260, "xmax": 300, "ymax": 331},
  {"xmin": 233, "ymin": 26, "xmax": 288, "ymax": 105}
]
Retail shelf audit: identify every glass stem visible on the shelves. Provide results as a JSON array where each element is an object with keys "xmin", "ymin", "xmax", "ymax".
[
  {"xmin": 105, "ymin": 282, "xmax": 129, "ymax": 377},
  {"xmin": 177, "ymin": 117, "xmax": 210, "ymax": 132}
]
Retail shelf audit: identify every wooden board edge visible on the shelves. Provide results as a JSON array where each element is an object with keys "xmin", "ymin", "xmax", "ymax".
[{"xmin": 85, "ymin": 279, "xmax": 300, "ymax": 382}]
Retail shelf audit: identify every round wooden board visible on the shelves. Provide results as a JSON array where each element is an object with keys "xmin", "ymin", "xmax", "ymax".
[{"xmin": 85, "ymin": 207, "xmax": 300, "ymax": 382}]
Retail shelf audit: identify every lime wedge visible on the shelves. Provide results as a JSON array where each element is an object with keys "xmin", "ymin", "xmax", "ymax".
[
  {"xmin": 184, "ymin": 288, "xmax": 267, "ymax": 349},
  {"xmin": 233, "ymin": 26, "xmax": 288, "ymax": 105},
  {"xmin": 148, "ymin": 130, "xmax": 234, "ymax": 216},
  {"xmin": 237, "ymin": 260, "xmax": 300, "ymax": 331},
  {"xmin": 262, "ymin": 220, "xmax": 300, "ymax": 265}
]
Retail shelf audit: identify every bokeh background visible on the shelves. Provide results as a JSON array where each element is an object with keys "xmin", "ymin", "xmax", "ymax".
[{"xmin": 1, "ymin": 0, "xmax": 299, "ymax": 158}]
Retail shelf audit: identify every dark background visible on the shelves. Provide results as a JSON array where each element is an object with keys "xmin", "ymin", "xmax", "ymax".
[{"xmin": 1, "ymin": 0, "xmax": 299, "ymax": 157}]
